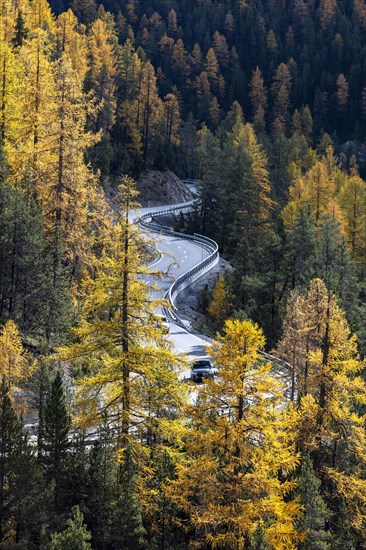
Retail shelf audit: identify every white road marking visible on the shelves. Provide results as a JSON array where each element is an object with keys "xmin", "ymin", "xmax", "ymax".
[{"xmin": 149, "ymin": 254, "xmax": 163, "ymax": 268}]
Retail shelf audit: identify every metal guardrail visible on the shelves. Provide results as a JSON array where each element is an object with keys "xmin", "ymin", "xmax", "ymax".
[{"xmin": 136, "ymin": 201, "xmax": 219, "ymax": 327}]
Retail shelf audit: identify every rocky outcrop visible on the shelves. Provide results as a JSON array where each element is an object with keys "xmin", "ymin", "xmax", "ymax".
[{"xmin": 136, "ymin": 170, "xmax": 192, "ymax": 206}]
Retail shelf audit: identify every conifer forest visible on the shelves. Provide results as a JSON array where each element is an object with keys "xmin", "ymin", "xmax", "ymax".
[{"xmin": 4, "ymin": 0, "xmax": 366, "ymax": 548}]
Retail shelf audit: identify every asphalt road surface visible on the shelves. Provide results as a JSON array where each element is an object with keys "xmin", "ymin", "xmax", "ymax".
[{"xmin": 135, "ymin": 203, "xmax": 214, "ymax": 374}]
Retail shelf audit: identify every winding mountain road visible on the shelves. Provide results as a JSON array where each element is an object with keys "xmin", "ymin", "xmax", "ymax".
[{"xmin": 135, "ymin": 202, "xmax": 214, "ymax": 365}]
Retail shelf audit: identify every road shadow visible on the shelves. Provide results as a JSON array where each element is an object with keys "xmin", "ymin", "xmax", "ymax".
[{"xmin": 188, "ymin": 345, "xmax": 209, "ymax": 357}]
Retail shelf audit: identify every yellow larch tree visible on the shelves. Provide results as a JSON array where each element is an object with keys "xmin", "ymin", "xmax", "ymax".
[
  {"xmin": 56, "ymin": 9, "xmax": 88, "ymax": 81},
  {"xmin": 0, "ymin": 5, "xmax": 30, "ymax": 161},
  {"xmin": 274, "ymin": 289, "xmax": 311, "ymax": 402},
  {"xmin": 275, "ymin": 278, "xmax": 366, "ymax": 540},
  {"xmin": 42, "ymin": 52, "xmax": 100, "ymax": 271},
  {"xmin": 338, "ymin": 175, "xmax": 366, "ymax": 262},
  {"xmin": 281, "ymin": 173, "xmax": 311, "ymax": 228},
  {"xmin": 83, "ymin": 16, "xmax": 117, "ymax": 176},
  {"xmin": 85, "ymin": 17, "xmax": 116, "ymax": 132},
  {"xmin": 307, "ymin": 161, "xmax": 335, "ymax": 223},
  {"xmin": 24, "ymin": 0, "xmax": 55, "ymax": 35},
  {"xmin": 208, "ymin": 274, "xmax": 232, "ymax": 327},
  {"xmin": 249, "ymin": 66, "xmax": 267, "ymax": 132},
  {"xmin": 276, "ymin": 278, "xmax": 364, "ymax": 423},
  {"xmin": 115, "ymin": 39, "xmax": 143, "ymax": 166},
  {"xmin": 12, "ymin": 29, "xmax": 57, "ymax": 189},
  {"xmin": 57, "ymin": 176, "xmax": 185, "ymax": 460},
  {"xmin": 226, "ymin": 121, "xmax": 274, "ymax": 233},
  {"xmin": 0, "ymin": 0, "xmax": 24, "ymax": 40},
  {"xmin": 14, "ymin": 35, "xmax": 101, "ymax": 270},
  {"xmin": 163, "ymin": 92, "xmax": 181, "ymax": 147},
  {"xmin": 336, "ymin": 74, "xmax": 349, "ymax": 114},
  {"xmin": 282, "ymin": 153, "xmax": 344, "ymax": 229},
  {"xmin": 0, "ymin": 320, "xmax": 34, "ymax": 393},
  {"xmin": 0, "ymin": 39, "xmax": 25, "ymax": 146},
  {"xmin": 355, "ymin": 0, "xmax": 366, "ymax": 30},
  {"xmin": 137, "ymin": 60, "xmax": 164, "ymax": 167},
  {"xmin": 319, "ymin": 0, "xmax": 337, "ymax": 29},
  {"xmin": 170, "ymin": 319, "xmax": 301, "ymax": 549},
  {"xmin": 241, "ymin": 122, "xmax": 274, "ymax": 224}
]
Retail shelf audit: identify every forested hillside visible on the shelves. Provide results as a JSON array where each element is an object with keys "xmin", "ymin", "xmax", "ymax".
[
  {"xmin": 2, "ymin": 0, "xmax": 366, "ymax": 548},
  {"xmin": 48, "ymin": 0, "xmax": 366, "ymax": 173}
]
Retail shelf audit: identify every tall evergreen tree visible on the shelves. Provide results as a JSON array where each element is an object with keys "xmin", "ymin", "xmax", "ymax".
[
  {"xmin": 110, "ymin": 445, "xmax": 147, "ymax": 549},
  {"xmin": 284, "ymin": 205, "xmax": 316, "ymax": 290},
  {"xmin": 297, "ymin": 454, "xmax": 331, "ymax": 549},
  {"xmin": 42, "ymin": 371, "xmax": 71, "ymax": 513},
  {"xmin": 50, "ymin": 506, "xmax": 92, "ymax": 550},
  {"xmin": 196, "ymin": 124, "xmax": 220, "ymax": 235},
  {"xmin": 0, "ymin": 377, "xmax": 49, "ymax": 545},
  {"xmin": 333, "ymin": 499, "xmax": 357, "ymax": 550},
  {"xmin": 84, "ymin": 428, "xmax": 114, "ymax": 549},
  {"xmin": 11, "ymin": 10, "xmax": 28, "ymax": 48}
]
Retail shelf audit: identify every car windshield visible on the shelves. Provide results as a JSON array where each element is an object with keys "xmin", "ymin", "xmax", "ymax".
[{"xmin": 192, "ymin": 361, "xmax": 212, "ymax": 369}]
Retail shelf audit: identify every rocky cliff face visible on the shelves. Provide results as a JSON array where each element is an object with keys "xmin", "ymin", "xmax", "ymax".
[{"xmin": 136, "ymin": 170, "xmax": 192, "ymax": 206}]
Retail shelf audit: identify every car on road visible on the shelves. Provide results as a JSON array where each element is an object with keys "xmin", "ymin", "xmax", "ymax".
[
  {"xmin": 154, "ymin": 314, "xmax": 170, "ymax": 334},
  {"xmin": 191, "ymin": 359, "xmax": 218, "ymax": 382}
]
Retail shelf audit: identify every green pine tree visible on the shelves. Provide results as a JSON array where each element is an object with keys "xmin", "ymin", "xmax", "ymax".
[
  {"xmin": 41, "ymin": 235, "xmax": 72, "ymax": 345},
  {"xmin": 249, "ymin": 522, "xmax": 271, "ymax": 550},
  {"xmin": 333, "ymin": 499, "xmax": 357, "ymax": 550},
  {"xmin": 314, "ymin": 215, "xmax": 359, "ymax": 331},
  {"xmin": 0, "ymin": 181, "xmax": 71, "ymax": 343},
  {"xmin": 84, "ymin": 429, "xmax": 114, "ymax": 549},
  {"xmin": 8, "ymin": 420, "xmax": 51, "ymax": 547},
  {"xmin": 31, "ymin": 360, "xmax": 53, "ymax": 460},
  {"xmin": 42, "ymin": 371, "xmax": 71, "ymax": 513},
  {"xmin": 111, "ymin": 445, "xmax": 147, "ymax": 549},
  {"xmin": 11, "ymin": 10, "xmax": 28, "ymax": 48},
  {"xmin": 50, "ymin": 506, "xmax": 92, "ymax": 550},
  {"xmin": 0, "ymin": 376, "xmax": 23, "ymax": 541},
  {"xmin": 150, "ymin": 449, "xmax": 183, "ymax": 550},
  {"xmin": 62, "ymin": 431, "xmax": 89, "ymax": 512},
  {"xmin": 284, "ymin": 205, "xmax": 316, "ymax": 289},
  {"xmin": 0, "ymin": 377, "xmax": 50, "ymax": 545},
  {"xmin": 297, "ymin": 454, "xmax": 331, "ymax": 550}
]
